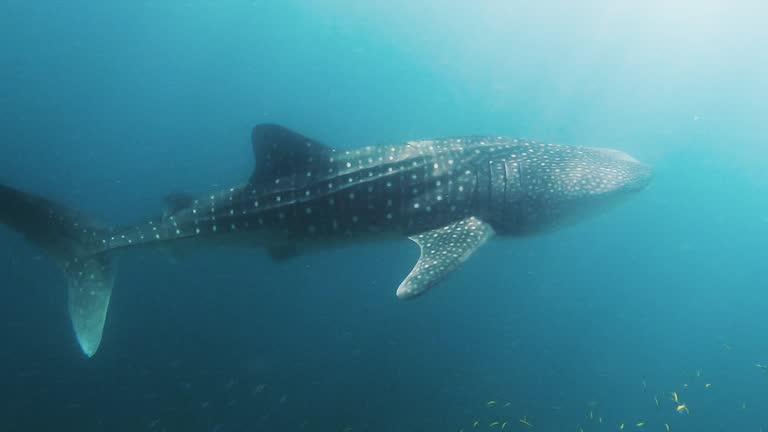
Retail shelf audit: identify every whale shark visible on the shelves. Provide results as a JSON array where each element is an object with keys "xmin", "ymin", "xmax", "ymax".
[{"xmin": 0, "ymin": 124, "xmax": 652, "ymax": 357}]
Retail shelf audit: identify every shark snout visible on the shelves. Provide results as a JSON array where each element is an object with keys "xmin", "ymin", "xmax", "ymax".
[
  {"xmin": 617, "ymin": 152, "xmax": 653, "ymax": 192},
  {"xmin": 590, "ymin": 147, "xmax": 653, "ymax": 193}
]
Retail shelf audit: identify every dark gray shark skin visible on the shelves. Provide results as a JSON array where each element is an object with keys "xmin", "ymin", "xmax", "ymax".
[{"xmin": 0, "ymin": 124, "xmax": 652, "ymax": 357}]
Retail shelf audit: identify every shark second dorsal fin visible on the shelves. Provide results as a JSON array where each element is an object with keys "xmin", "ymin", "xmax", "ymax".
[
  {"xmin": 396, "ymin": 217, "xmax": 495, "ymax": 299},
  {"xmin": 250, "ymin": 123, "xmax": 333, "ymax": 185},
  {"xmin": 163, "ymin": 192, "xmax": 195, "ymax": 218}
]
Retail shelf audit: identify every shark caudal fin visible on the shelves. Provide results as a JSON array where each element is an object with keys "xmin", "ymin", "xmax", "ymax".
[{"xmin": 0, "ymin": 184, "xmax": 114, "ymax": 357}]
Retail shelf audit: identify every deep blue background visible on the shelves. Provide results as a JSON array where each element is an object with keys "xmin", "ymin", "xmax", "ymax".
[{"xmin": 1, "ymin": 1, "xmax": 767, "ymax": 431}]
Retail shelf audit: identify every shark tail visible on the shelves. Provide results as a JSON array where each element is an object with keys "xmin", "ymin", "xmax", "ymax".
[{"xmin": 0, "ymin": 183, "xmax": 115, "ymax": 357}]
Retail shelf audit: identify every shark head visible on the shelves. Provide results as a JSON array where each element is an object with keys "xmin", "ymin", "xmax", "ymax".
[{"xmin": 500, "ymin": 143, "xmax": 652, "ymax": 234}]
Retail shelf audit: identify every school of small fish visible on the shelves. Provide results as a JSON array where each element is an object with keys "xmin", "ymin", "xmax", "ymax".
[{"xmin": 453, "ymin": 346, "xmax": 768, "ymax": 432}]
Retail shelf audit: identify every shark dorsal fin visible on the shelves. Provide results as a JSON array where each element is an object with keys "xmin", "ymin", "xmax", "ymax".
[{"xmin": 250, "ymin": 123, "xmax": 333, "ymax": 185}]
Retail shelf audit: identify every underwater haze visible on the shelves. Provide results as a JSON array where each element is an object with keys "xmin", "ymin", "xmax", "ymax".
[{"xmin": 1, "ymin": 1, "xmax": 768, "ymax": 431}]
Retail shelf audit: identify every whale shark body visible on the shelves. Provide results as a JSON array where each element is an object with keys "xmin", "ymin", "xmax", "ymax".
[{"xmin": 0, "ymin": 124, "xmax": 652, "ymax": 356}]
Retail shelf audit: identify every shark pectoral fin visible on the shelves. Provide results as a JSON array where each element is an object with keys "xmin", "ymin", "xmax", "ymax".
[
  {"xmin": 65, "ymin": 255, "xmax": 115, "ymax": 357},
  {"xmin": 397, "ymin": 217, "xmax": 495, "ymax": 299}
]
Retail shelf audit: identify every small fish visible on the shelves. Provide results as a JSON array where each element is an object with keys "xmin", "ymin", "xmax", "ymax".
[
  {"xmin": 579, "ymin": 427, "xmax": 584, "ymax": 432},
  {"xmin": 487, "ymin": 401, "xmax": 498, "ymax": 406},
  {"xmin": 676, "ymin": 404, "xmax": 689, "ymax": 414},
  {"xmin": 473, "ymin": 420, "xmax": 479, "ymax": 429},
  {"xmin": 519, "ymin": 417, "xmax": 533, "ymax": 427},
  {"xmin": 671, "ymin": 392, "xmax": 679, "ymax": 403},
  {"xmin": 696, "ymin": 369, "xmax": 701, "ymax": 377},
  {"xmin": 501, "ymin": 422, "xmax": 507, "ymax": 430},
  {"xmin": 599, "ymin": 417, "xmax": 603, "ymax": 423},
  {"xmin": 665, "ymin": 424, "xmax": 670, "ymax": 432},
  {"xmin": 619, "ymin": 423, "xmax": 624, "ymax": 430},
  {"xmin": 704, "ymin": 383, "xmax": 712, "ymax": 389},
  {"xmin": 756, "ymin": 363, "xmax": 768, "ymax": 371},
  {"xmin": 503, "ymin": 402, "xmax": 512, "ymax": 407},
  {"xmin": 636, "ymin": 421, "xmax": 645, "ymax": 427},
  {"xmin": 682, "ymin": 383, "xmax": 689, "ymax": 389},
  {"xmin": 589, "ymin": 410, "xmax": 594, "ymax": 420},
  {"xmin": 489, "ymin": 422, "xmax": 500, "ymax": 428},
  {"xmin": 654, "ymin": 395, "xmax": 659, "ymax": 407}
]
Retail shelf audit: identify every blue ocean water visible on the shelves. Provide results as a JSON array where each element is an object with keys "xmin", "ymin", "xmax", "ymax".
[{"xmin": 1, "ymin": 1, "xmax": 767, "ymax": 431}]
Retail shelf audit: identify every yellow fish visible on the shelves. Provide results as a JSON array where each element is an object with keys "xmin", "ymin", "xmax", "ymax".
[
  {"xmin": 519, "ymin": 417, "xmax": 533, "ymax": 427},
  {"xmin": 671, "ymin": 392, "xmax": 679, "ymax": 403},
  {"xmin": 676, "ymin": 404, "xmax": 689, "ymax": 414}
]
